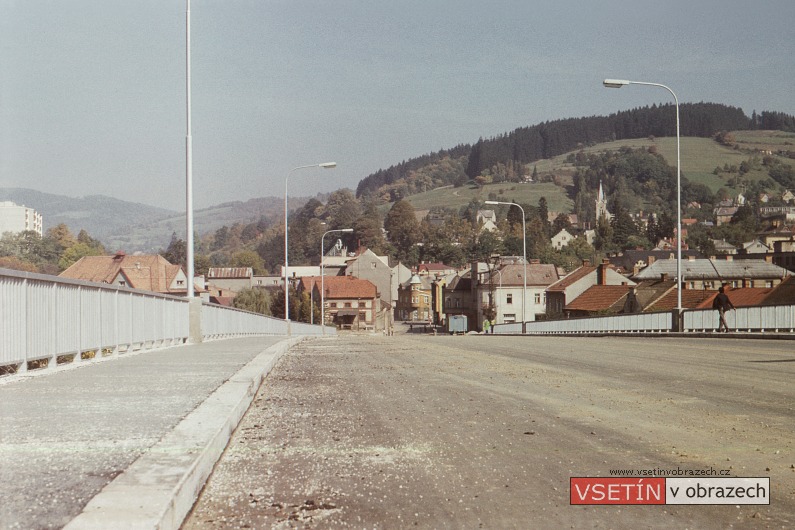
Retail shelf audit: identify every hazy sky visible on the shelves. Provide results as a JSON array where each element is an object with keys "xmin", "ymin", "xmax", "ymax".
[{"xmin": 2, "ymin": 1, "xmax": 794, "ymax": 211}]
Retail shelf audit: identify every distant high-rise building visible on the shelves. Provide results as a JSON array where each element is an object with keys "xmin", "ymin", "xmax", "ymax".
[{"xmin": 0, "ymin": 201, "xmax": 43, "ymax": 236}]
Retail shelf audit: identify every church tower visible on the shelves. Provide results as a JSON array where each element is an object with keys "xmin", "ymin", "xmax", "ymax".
[{"xmin": 595, "ymin": 180, "xmax": 612, "ymax": 221}]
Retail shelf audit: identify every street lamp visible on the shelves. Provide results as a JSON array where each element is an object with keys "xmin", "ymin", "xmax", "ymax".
[
  {"xmin": 284, "ymin": 162, "xmax": 336, "ymax": 326},
  {"xmin": 603, "ymin": 79, "xmax": 682, "ymax": 312},
  {"xmin": 185, "ymin": 0, "xmax": 194, "ymax": 298},
  {"xmin": 485, "ymin": 200, "xmax": 526, "ymax": 330},
  {"xmin": 321, "ymin": 228, "xmax": 353, "ymax": 334}
]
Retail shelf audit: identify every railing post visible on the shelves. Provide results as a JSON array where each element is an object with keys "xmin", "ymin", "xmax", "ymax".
[
  {"xmin": 671, "ymin": 308, "xmax": 682, "ymax": 332},
  {"xmin": 189, "ymin": 298, "xmax": 203, "ymax": 344}
]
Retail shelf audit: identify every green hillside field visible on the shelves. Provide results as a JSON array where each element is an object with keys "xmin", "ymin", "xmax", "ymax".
[{"xmin": 395, "ymin": 131, "xmax": 794, "ymax": 217}]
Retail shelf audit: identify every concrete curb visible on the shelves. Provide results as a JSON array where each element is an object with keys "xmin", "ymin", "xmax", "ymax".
[{"xmin": 63, "ymin": 336, "xmax": 304, "ymax": 530}]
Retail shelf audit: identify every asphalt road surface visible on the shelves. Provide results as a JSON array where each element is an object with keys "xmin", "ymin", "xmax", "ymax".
[{"xmin": 183, "ymin": 334, "xmax": 795, "ymax": 529}]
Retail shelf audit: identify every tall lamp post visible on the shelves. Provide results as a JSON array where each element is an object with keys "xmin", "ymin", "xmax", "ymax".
[
  {"xmin": 185, "ymin": 0, "xmax": 194, "ymax": 298},
  {"xmin": 603, "ymin": 79, "xmax": 682, "ymax": 312},
  {"xmin": 321, "ymin": 228, "xmax": 353, "ymax": 334},
  {"xmin": 284, "ymin": 162, "xmax": 336, "ymax": 326},
  {"xmin": 485, "ymin": 200, "xmax": 526, "ymax": 330}
]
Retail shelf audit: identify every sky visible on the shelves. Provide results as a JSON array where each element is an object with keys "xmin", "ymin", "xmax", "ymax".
[{"xmin": 2, "ymin": 0, "xmax": 794, "ymax": 211}]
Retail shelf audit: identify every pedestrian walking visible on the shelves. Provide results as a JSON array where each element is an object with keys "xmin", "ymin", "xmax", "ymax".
[{"xmin": 712, "ymin": 286, "xmax": 735, "ymax": 333}]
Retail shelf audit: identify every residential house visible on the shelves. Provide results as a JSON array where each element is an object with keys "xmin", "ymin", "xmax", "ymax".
[
  {"xmin": 476, "ymin": 210, "xmax": 498, "ymax": 232},
  {"xmin": 632, "ymin": 255, "xmax": 790, "ymax": 290},
  {"xmin": 206, "ymin": 267, "xmax": 253, "ymax": 296},
  {"xmin": 546, "ymin": 259, "xmax": 636, "ymax": 318},
  {"xmin": 739, "ymin": 240, "xmax": 771, "ymax": 255},
  {"xmin": 396, "ymin": 274, "xmax": 434, "ymax": 323},
  {"xmin": 783, "ymin": 190, "xmax": 795, "ymax": 204},
  {"xmin": 60, "ymin": 251, "xmax": 195, "ymax": 296},
  {"xmin": 443, "ymin": 272, "xmax": 476, "ymax": 331},
  {"xmin": 714, "ymin": 206, "xmax": 739, "ymax": 225},
  {"xmin": 480, "ymin": 261, "xmax": 560, "ymax": 324},
  {"xmin": 550, "ymin": 228, "xmax": 575, "ymax": 250},
  {"xmin": 344, "ymin": 248, "xmax": 411, "ymax": 315},
  {"xmin": 711, "ymin": 239, "xmax": 738, "ymax": 255},
  {"xmin": 344, "ymin": 249, "xmax": 394, "ymax": 308},
  {"xmin": 312, "ymin": 275, "xmax": 378, "ymax": 330},
  {"xmin": 564, "ymin": 285, "xmax": 633, "ymax": 317}
]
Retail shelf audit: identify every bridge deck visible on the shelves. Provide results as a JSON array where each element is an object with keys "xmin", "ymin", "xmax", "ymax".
[{"xmin": 0, "ymin": 336, "xmax": 292, "ymax": 530}]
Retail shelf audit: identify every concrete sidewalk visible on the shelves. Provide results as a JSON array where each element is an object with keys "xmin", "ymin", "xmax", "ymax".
[{"xmin": 0, "ymin": 336, "xmax": 300, "ymax": 530}]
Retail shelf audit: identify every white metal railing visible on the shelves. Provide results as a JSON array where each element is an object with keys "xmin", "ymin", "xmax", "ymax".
[
  {"xmin": 683, "ymin": 305, "xmax": 795, "ymax": 333},
  {"xmin": 491, "ymin": 306, "xmax": 795, "ymax": 335},
  {"xmin": 1, "ymin": 269, "xmax": 190, "ymax": 373},
  {"xmin": 1, "ymin": 268, "xmax": 334, "ymax": 376}
]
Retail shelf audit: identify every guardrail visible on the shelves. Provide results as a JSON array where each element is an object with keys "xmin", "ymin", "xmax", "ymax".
[
  {"xmin": 684, "ymin": 305, "xmax": 795, "ymax": 333},
  {"xmin": 492, "ymin": 305, "xmax": 795, "ymax": 335},
  {"xmin": 1, "ymin": 268, "xmax": 332, "ymax": 376}
]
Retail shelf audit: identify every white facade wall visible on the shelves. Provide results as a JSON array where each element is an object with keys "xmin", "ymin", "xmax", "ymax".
[{"xmin": 0, "ymin": 201, "xmax": 43, "ymax": 236}]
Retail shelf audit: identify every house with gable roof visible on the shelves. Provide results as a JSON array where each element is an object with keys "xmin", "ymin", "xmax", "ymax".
[
  {"xmin": 545, "ymin": 259, "xmax": 635, "ymax": 318},
  {"xmin": 59, "ymin": 251, "xmax": 196, "ymax": 296}
]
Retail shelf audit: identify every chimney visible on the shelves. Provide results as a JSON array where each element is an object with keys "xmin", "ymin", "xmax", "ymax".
[
  {"xmin": 709, "ymin": 255, "xmax": 716, "ymax": 261},
  {"xmin": 687, "ymin": 255, "xmax": 696, "ymax": 262},
  {"xmin": 725, "ymin": 255, "xmax": 733, "ymax": 262},
  {"xmin": 598, "ymin": 260, "xmax": 610, "ymax": 285},
  {"xmin": 648, "ymin": 256, "xmax": 656, "ymax": 266},
  {"xmin": 764, "ymin": 255, "xmax": 773, "ymax": 263},
  {"xmin": 661, "ymin": 273, "xmax": 669, "ymax": 282},
  {"xmin": 582, "ymin": 259, "xmax": 591, "ymax": 267}
]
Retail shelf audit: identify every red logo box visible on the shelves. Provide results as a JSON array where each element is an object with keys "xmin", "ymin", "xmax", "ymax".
[{"xmin": 571, "ymin": 477, "xmax": 666, "ymax": 505}]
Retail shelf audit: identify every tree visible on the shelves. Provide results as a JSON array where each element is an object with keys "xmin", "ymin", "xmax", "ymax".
[
  {"xmin": 384, "ymin": 200, "xmax": 420, "ymax": 263},
  {"xmin": 231, "ymin": 250, "xmax": 265, "ymax": 274},
  {"xmin": 58, "ymin": 243, "xmax": 103, "ymax": 271},
  {"xmin": 324, "ymin": 189, "xmax": 361, "ymax": 229},
  {"xmin": 232, "ymin": 288, "xmax": 270, "ymax": 315}
]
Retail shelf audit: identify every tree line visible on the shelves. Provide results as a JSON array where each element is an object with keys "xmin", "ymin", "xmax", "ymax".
[{"xmin": 355, "ymin": 103, "xmax": 795, "ymax": 202}]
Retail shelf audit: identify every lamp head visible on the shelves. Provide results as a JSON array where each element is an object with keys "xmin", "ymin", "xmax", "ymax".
[
  {"xmin": 484, "ymin": 200, "xmax": 499, "ymax": 205},
  {"xmin": 603, "ymin": 79, "xmax": 630, "ymax": 88},
  {"xmin": 341, "ymin": 228, "xmax": 353, "ymax": 233},
  {"xmin": 319, "ymin": 162, "xmax": 337, "ymax": 169}
]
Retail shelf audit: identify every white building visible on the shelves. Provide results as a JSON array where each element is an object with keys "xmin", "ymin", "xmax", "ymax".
[
  {"xmin": 0, "ymin": 201, "xmax": 43, "ymax": 236},
  {"xmin": 479, "ymin": 261, "xmax": 560, "ymax": 325}
]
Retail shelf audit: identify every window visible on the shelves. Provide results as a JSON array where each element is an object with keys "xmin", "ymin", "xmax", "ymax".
[
  {"xmin": 359, "ymin": 311, "xmax": 367, "ymax": 321},
  {"xmin": 423, "ymin": 295, "xmax": 429, "ymax": 304},
  {"xmin": 345, "ymin": 302, "xmax": 352, "ymax": 308},
  {"xmin": 177, "ymin": 280, "xmax": 184, "ymax": 286},
  {"xmin": 330, "ymin": 302, "xmax": 337, "ymax": 308},
  {"xmin": 766, "ymin": 281, "xmax": 773, "ymax": 288},
  {"xmin": 359, "ymin": 301, "xmax": 367, "ymax": 308},
  {"xmin": 506, "ymin": 293, "xmax": 513, "ymax": 304},
  {"xmin": 504, "ymin": 314, "xmax": 516, "ymax": 323},
  {"xmin": 119, "ymin": 281, "xmax": 126, "ymax": 286},
  {"xmin": 534, "ymin": 293, "xmax": 541, "ymax": 304},
  {"xmin": 455, "ymin": 299, "xmax": 461, "ymax": 308}
]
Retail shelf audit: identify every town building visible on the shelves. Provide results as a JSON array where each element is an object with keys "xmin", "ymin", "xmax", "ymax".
[
  {"xmin": 311, "ymin": 275, "xmax": 378, "ymax": 330},
  {"xmin": 479, "ymin": 260, "xmax": 560, "ymax": 324},
  {"xmin": 550, "ymin": 228, "xmax": 575, "ymax": 250},
  {"xmin": 632, "ymin": 255, "xmax": 790, "ymax": 290},
  {"xmin": 0, "ymin": 201, "xmax": 43, "ymax": 237},
  {"xmin": 396, "ymin": 274, "xmax": 434, "ymax": 323},
  {"xmin": 60, "ymin": 251, "xmax": 195, "ymax": 296},
  {"xmin": 546, "ymin": 259, "xmax": 635, "ymax": 318}
]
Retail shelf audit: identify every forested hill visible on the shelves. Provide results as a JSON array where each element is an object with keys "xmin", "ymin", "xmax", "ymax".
[{"xmin": 354, "ymin": 104, "xmax": 795, "ymax": 200}]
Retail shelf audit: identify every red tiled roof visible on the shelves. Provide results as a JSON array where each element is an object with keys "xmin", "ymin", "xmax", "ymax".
[
  {"xmin": 696, "ymin": 288, "xmax": 774, "ymax": 309},
  {"xmin": 565, "ymin": 285, "xmax": 631, "ymax": 311},
  {"xmin": 318, "ymin": 275, "xmax": 377, "ymax": 299},
  {"xmin": 546, "ymin": 266, "xmax": 596, "ymax": 292},
  {"xmin": 60, "ymin": 253, "xmax": 184, "ymax": 294},
  {"xmin": 761, "ymin": 276, "xmax": 795, "ymax": 306},
  {"xmin": 647, "ymin": 289, "xmax": 714, "ymax": 311}
]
